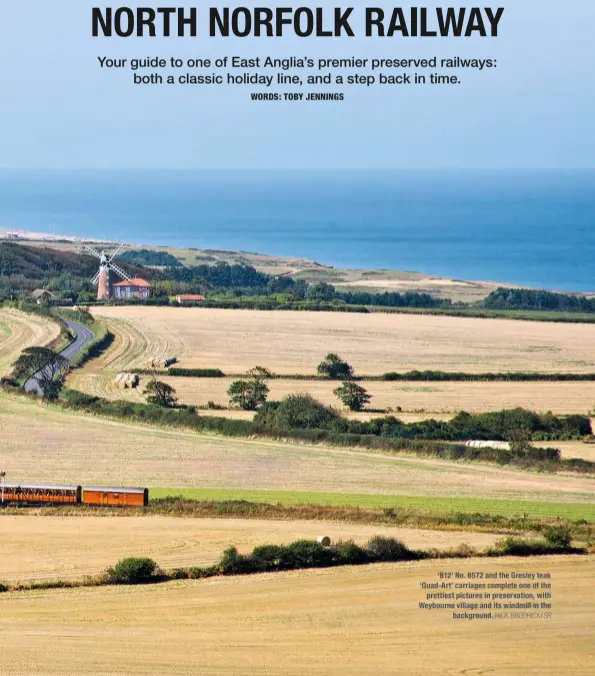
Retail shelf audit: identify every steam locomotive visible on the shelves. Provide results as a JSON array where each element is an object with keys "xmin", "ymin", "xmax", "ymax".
[{"xmin": 0, "ymin": 483, "xmax": 149, "ymax": 507}]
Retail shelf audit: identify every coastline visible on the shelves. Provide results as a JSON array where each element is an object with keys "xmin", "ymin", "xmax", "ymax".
[{"xmin": 0, "ymin": 229, "xmax": 521, "ymax": 302}]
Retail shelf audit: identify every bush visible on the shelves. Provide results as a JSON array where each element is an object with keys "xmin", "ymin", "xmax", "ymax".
[
  {"xmin": 62, "ymin": 389, "xmax": 101, "ymax": 408},
  {"xmin": 280, "ymin": 540, "xmax": 335, "ymax": 569},
  {"xmin": 366, "ymin": 536, "xmax": 418, "ymax": 562},
  {"xmin": 254, "ymin": 393, "xmax": 344, "ymax": 431},
  {"xmin": 218, "ymin": 546, "xmax": 255, "ymax": 575},
  {"xmin": 0, "ymin": 583, "xmax": 8, "ymax": 593},
  {"xmin": 426, "ymin": 543, "xmax": 477, "ymax": 559},
  {"xmin": 250, "ymin": 544, "xmax": 287, "ymax": 572},
  {"xmin": 331, "ymin": 540, "xmax": 370, "ymax": 565},
  {"xmin": 543, "ymin": 525, "xmax": 572, "ymax": 549},
  {"xmin": 487, "ymin": 537, "xmax": 554, "ymax": 557},
  {"xmin": 0, "ymin": 376, "xmax": 17, "ymax": 388},
  {"xmin": 106, "ymin": 557, "xmax": 157, "ymax": 584},
  {"xmin": 170, "ymin": 568, "xmax": 189, "ymax": 580},
  {"xmin": 560, "ymin": 457, "xmax": 595, "ymax": 473},
  {"xmin": 187, "ymin": 566, "xmax": 217, "ymax": 579}
]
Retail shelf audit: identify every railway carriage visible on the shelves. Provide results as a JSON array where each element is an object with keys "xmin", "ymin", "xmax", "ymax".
[
  {"xmin": 82, "ymin": 486, "xmax": 149, "ymax": 507},
  {"xmin": 0, "ymin": 483, "xmax": 81, "ymax": 505},
  {"xmin": 0, "ymin": 483, "xmax": 148, "ymax": 507}
]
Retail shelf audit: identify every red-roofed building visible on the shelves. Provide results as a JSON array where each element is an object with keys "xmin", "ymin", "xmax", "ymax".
[
  {"xmin": 113, "ymin": 277, "xmax": 151, "ymax": 300},
  {"xmin": 175, "ymin": 294, "xmax": 206, "ymax": 304}
]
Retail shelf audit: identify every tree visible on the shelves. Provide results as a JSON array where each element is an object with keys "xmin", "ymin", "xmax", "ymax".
[
  {"xmin": 306, "ymin": 281, "xmax": 335, "ymax": 302},
  {"xmin": 247, "ymin": 366, "xmax": 273, "ymax": 380},
  {"xmin": 144, "ymin": 377, "xmax": 178, "ymax": 407},
  {"xmin": 333, "ymin": 381, "xmax": 371, "ymax": 411},
  {"xmin": 228, "ymin": 365, "xmax": 271, "ymax": 411},
  {"xmin": 366, "ymin": 536, "xmax": 414, "ymax": 562},
  {"xmin": 505, "ymin": 425, "xmax": 533, "ymax": 453},
  {"xmin": 12, "ymin": 347, "xmax": 69, "ymax": 400},
  {"xmin": 72, "ymin": 306, "xmax": 94, "ymax": 324},
  {"xmin": 291, "ymin": 279, "xmax": 308, "ymax": 300},
  {"xmin": 317, "ymin": 353, "xmax": 354, "ymax": 380},
  {"xmin": 267, "ymin": 276, "xmax": 295, "ymax": 294},
  {"xmin": 227, "ymin": 378, "xmax": 269, "ymax": 410}
]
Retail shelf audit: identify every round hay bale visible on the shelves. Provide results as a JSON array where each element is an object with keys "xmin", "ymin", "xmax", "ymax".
[{"xmin": 317, "ymin": 536, "xmax": 331, "ymax": 547}]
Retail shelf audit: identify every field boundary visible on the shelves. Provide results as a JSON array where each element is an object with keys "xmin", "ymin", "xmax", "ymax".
[
  {"xmin": 159, "ymin": 368, "xmax": 595, "ymax": 382},
  {"xmin": 57, "ymin": 389, "xmax": 595, "ymax": 474},
  {"xmin": 85, "ymin": 299, "xmax": 595, "ymax": 324},
  {"xmin": 1, "ymin": 538, "xmax": 589, "ymax": 595}
]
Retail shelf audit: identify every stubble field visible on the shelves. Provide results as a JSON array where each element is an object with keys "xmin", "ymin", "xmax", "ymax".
[
  {"xmin": 68, "ymin": 372, "xmax": 595, "ymax": 416},
  {"xmin": 1, "ymin": 394, "xmax": 593, "ymax": 507},
  {"xmin": 90, "ymin": 306, "xmax": 595, "ymax": 374},
  {"xmin": 0, "ymin": 556, "xmax": 592, "ymax": 675},
  {"xmin": 0, "ymin": 515, "xmax": 501, "ymax": 583},
  {"xmin": 66, "ymin": 306, "xmax": 595, "ymax": 423},
  {"xmin": 0, "ymin": 308, "xmax": 60, "ymax": 376}
]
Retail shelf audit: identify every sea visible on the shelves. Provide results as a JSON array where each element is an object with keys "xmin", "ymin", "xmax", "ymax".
[{"xmin": 0, "ymin": 169, "xmax": 594, "ymax": 292}]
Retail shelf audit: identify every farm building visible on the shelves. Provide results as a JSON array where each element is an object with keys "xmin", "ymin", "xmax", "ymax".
[
  {"xmin": 30, "ymin": 289, "xmax": 56, "ymax": 305},
  {"xmin": 112, "ymin": 277, "xmax": 151, "ymax": 300},
  {"xmin": 175, "ymin": 294, "xmax": 205, "ymax": 304}
]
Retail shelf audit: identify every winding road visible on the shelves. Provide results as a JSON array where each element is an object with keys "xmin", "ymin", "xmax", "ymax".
[{"xmin": 24, "ymin": 319, "xmax": 95, "ymax": 395}]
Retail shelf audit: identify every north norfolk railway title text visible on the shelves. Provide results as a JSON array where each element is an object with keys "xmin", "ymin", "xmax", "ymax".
[{"xmin": 92, "ymin": 6, "xmax": 505, "ymax": 38}]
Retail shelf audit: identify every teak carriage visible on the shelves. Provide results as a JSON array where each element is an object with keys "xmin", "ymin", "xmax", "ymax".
[
  {"xmin": 83, "ymin": 486, "xmax": 149, "ymax": 507},
  {"xmin": 1, "ymin": 484, "xmax": 81, "ymax": 504},
  {"xmin": 0, "ymin": 484, "xmax": 148, "ymax": 507}
]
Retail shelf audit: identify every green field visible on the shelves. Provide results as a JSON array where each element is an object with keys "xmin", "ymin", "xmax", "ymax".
[
  {"xmin": 153, "ymin": 487, "xmax": 595, "ymax": 521},
  {"xmin": 0, "ymin": 322, "xmax": 9, "ymax": 339}
]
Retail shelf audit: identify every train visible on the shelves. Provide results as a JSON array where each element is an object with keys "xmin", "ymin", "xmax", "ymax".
[{"xmin": 0, "ymin": 483, "xmax": 149, "ymax": 507}]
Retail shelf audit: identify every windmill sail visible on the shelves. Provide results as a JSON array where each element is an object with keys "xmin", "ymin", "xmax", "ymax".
[{"xmin": 85, "ymin": 242, "xmax": 131, "ymax": 300}]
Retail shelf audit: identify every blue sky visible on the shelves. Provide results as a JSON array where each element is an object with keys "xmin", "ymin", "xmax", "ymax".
[{"xmin": 0, "ymin": 1, "xmax": 593, "ymax": 169}]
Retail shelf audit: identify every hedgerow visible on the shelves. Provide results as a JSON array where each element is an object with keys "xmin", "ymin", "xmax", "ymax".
[
  {"xmin": 0, "ymin": 531, "xmax": 585, "ymax": 595},
  {"xmin": 69, "ymin": 327, "xmax": 114, "ymax": 368},
  {"xmin": 168, "ymin": 368, "xmax": 225, "ymax": 377},
  {"xmin": 382, "ymin": 370, "xmax": 595, "ymax": 382},
  {"xmin": 58, "ymin": 389, "xmax": 595, "ymax": 474},
  {"xmin": 214, "ymin": 537, "xmax": 422, "ymax": 576}
]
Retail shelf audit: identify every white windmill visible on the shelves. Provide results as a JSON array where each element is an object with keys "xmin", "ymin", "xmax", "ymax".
[{"xmin": 85, "ymin": 243, "xmax": 131, "ymax": 300}]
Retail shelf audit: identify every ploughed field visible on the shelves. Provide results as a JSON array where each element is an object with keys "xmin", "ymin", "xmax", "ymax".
[
  {"xmin": 0, "ymin": 557, "xmax": 592, "ymax": 675},
  {"xmin": 1, "ymin": 394, "xmax": 593, "ymax": 506},
  {"xmin": 0, "ymin": 515, "xmax": 501, "ymax": 583},
  {"xmin": 90, "ymin": 306, "xmax": 595, "ymax": 374},
  {"xmin": 0, "ymin": 308, "xmax": 60, "ymax": 376}
]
